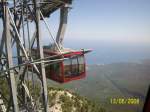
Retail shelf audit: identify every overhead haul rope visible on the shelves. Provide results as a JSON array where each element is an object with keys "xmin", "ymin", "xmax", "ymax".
[
  {"xmin": 27, "ymin": 2, "xmax": 62, "ymax": 54},
  {"xmin": 39, "ymin": 10, "xmax": 63, "ymax": 55}
]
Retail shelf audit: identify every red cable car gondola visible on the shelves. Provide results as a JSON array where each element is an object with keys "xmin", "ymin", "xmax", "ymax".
[
  {"xmin": 29, "ymin": 1, "xmax": 92, "ymax": 83},
  {"xmin": 31, "ymin": 48, "xmax": 91, "ymax": 83}
]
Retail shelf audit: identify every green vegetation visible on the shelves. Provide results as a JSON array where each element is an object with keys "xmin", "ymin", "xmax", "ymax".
[
  {"xmin": 48, "ymin": 86, "xmax": 106, "ymax": 112},
  {"xmin": 47, "ymin": 61, "xmax": 150, "ymax": 112},
  {"xmin": 0, "ymin": 77, "xmax": 10, "ymax": 106},
  {"xmin": 60, "ymin": 94, "xmax": 73, "ymax": 112},
  {"xmin": 1, "ymin": 61, "xmax": 150, "ymax": 112}
]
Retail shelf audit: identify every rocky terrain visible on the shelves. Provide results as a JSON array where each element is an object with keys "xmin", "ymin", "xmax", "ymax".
[
  {"xmin": 47, "ymin": 87, "xmax": 106, "ymax": 112},
  {"xmin": 48, "ymin": 59, "xmax": 150, "ymax": 112}
]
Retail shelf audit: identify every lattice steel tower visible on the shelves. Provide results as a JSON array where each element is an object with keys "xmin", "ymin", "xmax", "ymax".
[{"xmin": 0, "ymin": 0, "xmax": 72, "ymax": 111}]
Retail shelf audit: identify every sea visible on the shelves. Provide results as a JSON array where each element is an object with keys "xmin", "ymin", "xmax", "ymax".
[
  {"xmin": 63, "ymin": 38, "xmax": 150, "ymax": 65},
  {"xmin": 2, "ymin": 37, "xmax": 150, "ymax": 65}
]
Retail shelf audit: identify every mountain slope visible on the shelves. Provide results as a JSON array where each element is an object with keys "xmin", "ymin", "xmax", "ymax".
[
  {"xmin": 48, "ymin": 87, "xmax": 106, "ymax": 112},
  {"xmin": 47, "ymin": 60, "xmax": 150, "ymax": 112}
]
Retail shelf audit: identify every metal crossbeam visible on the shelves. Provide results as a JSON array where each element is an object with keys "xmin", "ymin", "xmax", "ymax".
[
  {"xmin": 0, "ymin": 0, "xmax": 72, "ymax": 111},
  {"xmin": 33, "ymin": 1, "xmax": 48, "ymax": 111},
  {"xmin": 4, "ymin": 5, "xmax": 19, "ymax": 112}
]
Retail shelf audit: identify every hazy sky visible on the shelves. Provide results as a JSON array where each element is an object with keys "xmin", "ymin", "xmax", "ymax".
[
  {"xmin": 0, "ymin": 0, "xmax": 150, "ymax": 64},
  {"xmin": 48, "ymin": 0, "xmax": 150, "ymax": 45},
  {"xmin": 0, "ymin": 0, "xmax": 150, "ymax": 46}
]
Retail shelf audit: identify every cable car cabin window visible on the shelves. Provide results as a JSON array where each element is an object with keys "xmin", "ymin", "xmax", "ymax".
[
  {"xmin": 64, "ymin": 55, "xmax": 85, "ymax": 78},
  {"xmin": 78, "ymin": 56, "xmax": 85, "ymax": 73},
  {"xmin": 50, "ymin": 63, "xmax": 61, "ymax": 76},
  {"xmin": 64, "ymin": 59, "xmax": 72, "ymax": 77},
  {"xmin": 71, "ymin": 57, "xmax": 79, "ymax": 75}
]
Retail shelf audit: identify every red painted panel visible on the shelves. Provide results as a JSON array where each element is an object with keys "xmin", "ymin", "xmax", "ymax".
[{"xmin": 32, "ymin": 49, "xmax": 86, "ymax": 83}]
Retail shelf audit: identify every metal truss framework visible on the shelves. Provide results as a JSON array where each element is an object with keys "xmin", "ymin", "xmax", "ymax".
[{"xmin": 0, "ymin": 0, "xmax": 72, "ymax": 111}]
